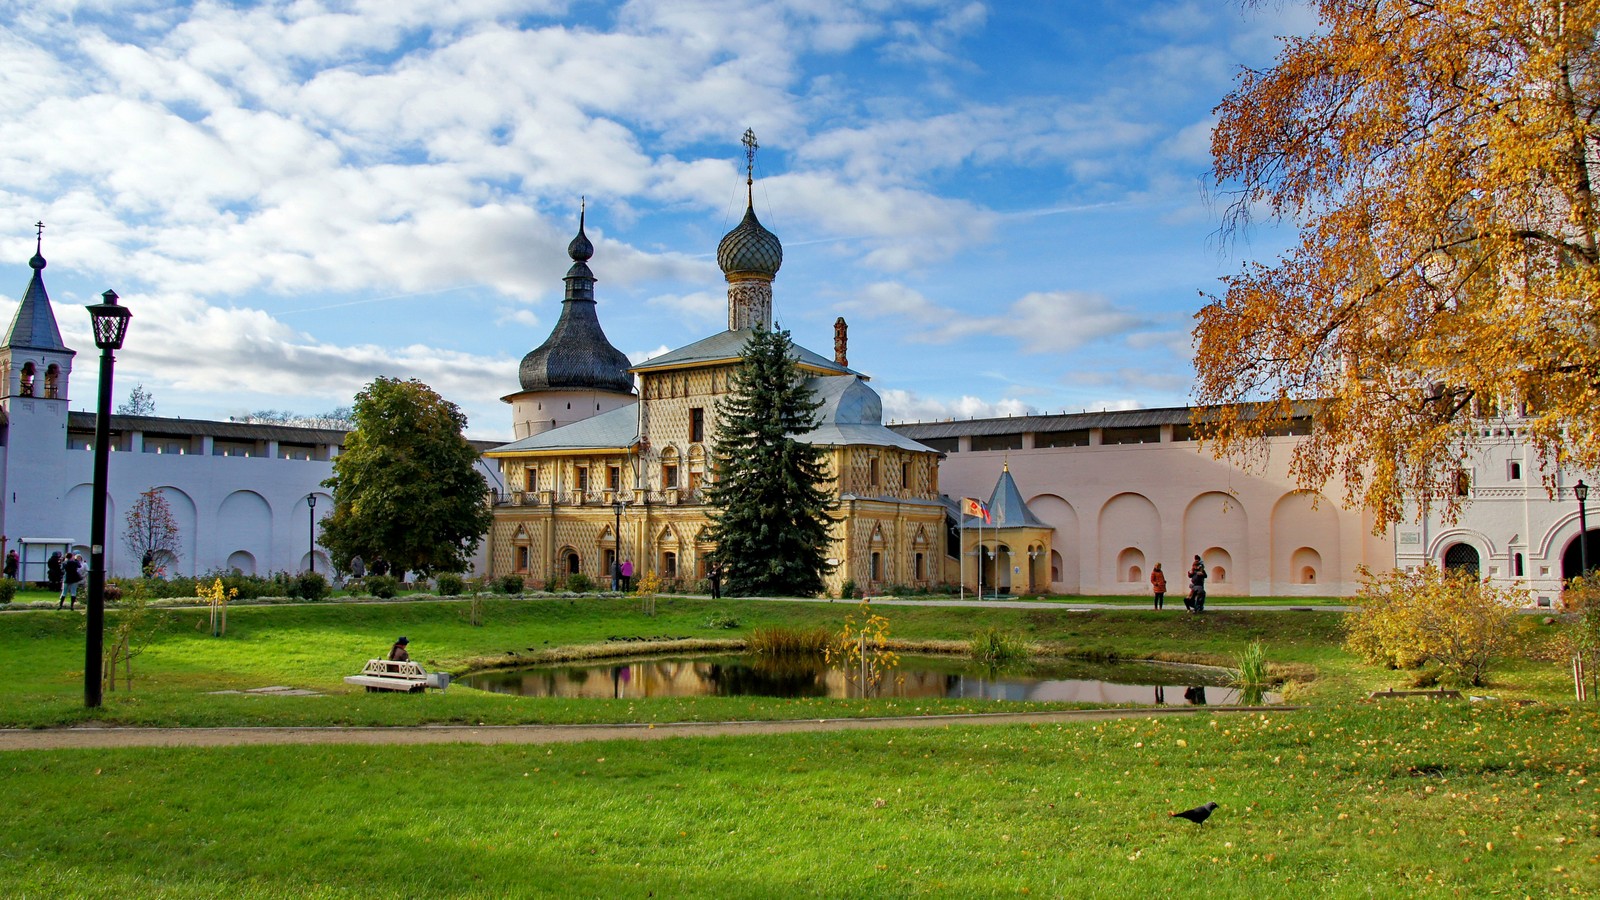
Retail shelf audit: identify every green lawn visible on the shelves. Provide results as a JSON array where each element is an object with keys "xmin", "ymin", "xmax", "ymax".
[
  {"xmin": 2, "ymin": 595, "xmax": 1593, "ymax": 895},
  {"xmin": 3, "ymin": 702, "xmax": 1595, "ymax": 897},
  {"xmin": 0, "ymin": 595, "xmax": 1575, "ymax": 728}
]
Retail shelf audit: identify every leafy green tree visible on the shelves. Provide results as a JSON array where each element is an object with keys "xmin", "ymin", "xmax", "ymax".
[
  {"xmin": 319, "ymin": 377, "xmax": 492, "ymax": 577},
  {"xmin": 705, "ymin": 327, "xmax": 836, "ymax": 597}
]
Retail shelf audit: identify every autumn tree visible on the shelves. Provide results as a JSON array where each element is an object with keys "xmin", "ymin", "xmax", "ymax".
[
  {"xmin": 1197, "ymin": 0, "xmax": 1600, "ymax": 527},
  {"xmin": 1345, "ymin": 564, "xmax": 1522, "ymax": 686},
  {"xmin": 704, "ymin": 327, "xmax": 837, "ymax": 597},
  {"xmin": 318, "ymin": 377, "xmax": 492, "ymax": 577},
  {"xmin": 123, "ymin": 488, "xmax": 180, "ymax": 576}
]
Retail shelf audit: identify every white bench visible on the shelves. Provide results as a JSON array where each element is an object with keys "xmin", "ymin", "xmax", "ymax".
[{"xmin": 344, "ymin": 658, "xmax": 450, "ymax": 693}]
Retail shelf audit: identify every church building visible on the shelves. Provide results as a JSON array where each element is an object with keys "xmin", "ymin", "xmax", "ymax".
[{"xmin": 484, "ymin": 159, "xmax": 948, "ymax": 596}]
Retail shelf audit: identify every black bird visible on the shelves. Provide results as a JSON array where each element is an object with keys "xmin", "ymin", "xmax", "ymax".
[{"xmin": 1170, "ymin": 801, "xmax": 1218, "ymax": 824}]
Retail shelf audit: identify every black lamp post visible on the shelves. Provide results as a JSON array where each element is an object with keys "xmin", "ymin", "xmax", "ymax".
[
  {"xmin": 85, "ymin": 289, "xmax": 131, "ymax": 709},
  {"xmin": 306, "ymin": 493, "xmax": 317, "ymax": 573},
  {"xmin": 611, "ymin": 498, "xmax": 625, "ymax": 591},
  {"xmin": 1578, "ymin": 480, "xmax": 1590, "ymax": 577}
]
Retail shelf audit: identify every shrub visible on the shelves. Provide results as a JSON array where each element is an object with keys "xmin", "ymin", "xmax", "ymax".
[
  {"xmin": 1344, "ymin": 564, "xmax": 1521, "ymax": 686},
  {"xmin": 968, "ymin": 626, "xmax": 1029, "ymax": 666},
  {"xmin": 0, "ymin": 578, "xmax": 16, "ymax": 604},
  {"xmin": 365, "ymin": 574, "xmax": 400, "ymax": 599},
  {"xmin": 290, "ymin": 571, "xmax": 330, "ymax": 601},
  {"xmin": 839, "ymin": 579, "xmax": 857, "ymax": 601},
  {"xmin": 496, "ymin": 574, "xmax": 525, "ymax": 595},
  {"xmin": 436, "ymin": 572, "xmax": 465, "ymax": 596},
  {"xmin": 543, "ymin": 576, "xmax": 564, "ymax": 592},
  {"xmin": 566, "ymin": 572, "xmax": 594, "ymax": 593},
  {"xmin": 703, "ymin": 613, "xmax": 740, "ymax": 629}
]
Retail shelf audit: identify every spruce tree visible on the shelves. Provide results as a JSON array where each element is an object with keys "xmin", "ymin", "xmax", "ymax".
[{"xmin": 705, "ymin": 327, "xmax": 836, "ymax": 597}]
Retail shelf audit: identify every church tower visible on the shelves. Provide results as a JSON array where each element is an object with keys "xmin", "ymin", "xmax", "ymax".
[
  {"xmin": 502, "ymin": 206, "xmax": 636, "ymax": 440},
  {"xmin": 0, "ymin": 224, "xmax": 77, "ymax": 543},
  {"xmin": 717, "ymin": 129, "xmax": 782, "ymax": 331}
]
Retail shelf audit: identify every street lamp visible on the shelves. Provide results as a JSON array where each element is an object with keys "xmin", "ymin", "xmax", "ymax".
[
  {"xmin": 306, "ymin": 493, "xmax": 317, "ymax": 574},
  {"xmin": 1578, "ymin": 480, "xmax": 1590, "ymax": 577},
  {"xmin": 610, "ymin": 498, "xmax": 626, "ymax": 591},
  {"xmin": 85, "ymin": 289, "xmax": 131, "ymax": 709}
]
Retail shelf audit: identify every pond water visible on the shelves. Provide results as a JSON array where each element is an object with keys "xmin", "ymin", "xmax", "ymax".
[{"xmin": 459, "ymin": 653, "xmax": 1281, "ymax": 705}]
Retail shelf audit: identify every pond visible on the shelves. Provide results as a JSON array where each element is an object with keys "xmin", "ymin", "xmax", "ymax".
[{"xmin": 459, "ymin": 653, "xmax": 1281, "ymax": 705}]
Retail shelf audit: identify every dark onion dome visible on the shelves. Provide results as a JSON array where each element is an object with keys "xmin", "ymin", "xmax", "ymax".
[
  {"xmin": 716, "ymin": 203, "xmax": 782, "ymax": 278},
  {"xmin": 517, "ymin": 213, "xmax": 634, "ymax": 395}
]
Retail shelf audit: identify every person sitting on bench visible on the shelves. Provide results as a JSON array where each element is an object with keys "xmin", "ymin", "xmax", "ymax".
[{"xmin": 389, "ymin": 636, "xmax": 410, "ymax": 662}]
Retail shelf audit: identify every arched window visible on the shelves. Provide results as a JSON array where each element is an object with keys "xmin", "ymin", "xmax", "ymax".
[
  {"xmin": 1443, "ymin": 542, "xmax": 1480, "ymax": 577},
  {"xmin": 914, "ymin": 552, "xmax": 925, "ymax": 581},
  {"xmin": 18, "ymin": 362, "xmax": 34, "ymax": 397},
  {"xmin": 870, "ymin": 551, "xmax": 882, "ymax": 581},
  {"xmin": 566, "ymin": 552, "xmax": 581, "ymax": 575},
  {"xmin": 662, "ymin": 551, "xmax": 677, "ymax": 578},
  {"xmin": 43, "ymin": 364, "xmax": 59, "ymax": 399}
]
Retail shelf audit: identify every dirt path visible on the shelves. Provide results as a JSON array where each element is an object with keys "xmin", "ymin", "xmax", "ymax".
[{"xmin": 0, "ymin": 706, "xmax": 1285, "ymax": 751}]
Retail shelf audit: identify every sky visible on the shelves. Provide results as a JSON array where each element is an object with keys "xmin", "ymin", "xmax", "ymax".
[{"xmin": 0, "ymin": 0, "xmax": 1316, "ymax": 440}]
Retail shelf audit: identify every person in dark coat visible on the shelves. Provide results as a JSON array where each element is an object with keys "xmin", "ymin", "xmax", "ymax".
[
  {"xmin": 47, "ymin": 551, "xmax": 62, "ymax": 594},
  {"xmin": 3, "ymin": 549, "xmax": 18, "ymax": 580},
  {"xmin": 388, "ymin": 636, "xmax": 410, "ymax": 662},
  {"xmin": 58, "ymin": 552, "xmax": 84, "ymax": 610},
  {"xmin": 1188, "ymin": 556, "xmax": 1208, "ymax": 613},
  {"xmin": 371, "ymin": 556, "xmax": 390, "ymax": 577},
  {"xmin": 708, "ymin": 561, "xmax": 722, "ymax": 600}
]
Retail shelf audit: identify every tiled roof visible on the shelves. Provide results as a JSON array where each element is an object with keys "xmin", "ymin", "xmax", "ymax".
[{"xmin": 631, "ymin": 329, "xmax": 856, "ymax": 376}]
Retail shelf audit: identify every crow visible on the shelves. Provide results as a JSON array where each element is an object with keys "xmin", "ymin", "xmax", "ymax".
[{"xmin": 1170, "ymin": 801, "xmax": 1218, "ymax": 824}]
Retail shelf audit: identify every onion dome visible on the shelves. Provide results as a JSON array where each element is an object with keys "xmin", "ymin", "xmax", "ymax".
[
  {"xmin": 716, "ymin": 203, "xmax": 782, "ymax": 279},
  {"xmin": 517, "ymin": 210, "xmax": 634, "ymax": 395}
]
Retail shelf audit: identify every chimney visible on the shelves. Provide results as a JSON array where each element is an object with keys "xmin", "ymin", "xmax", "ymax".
[{"xmin": 834, "ymin": 316, "xmax": 848, "ymax": 367}]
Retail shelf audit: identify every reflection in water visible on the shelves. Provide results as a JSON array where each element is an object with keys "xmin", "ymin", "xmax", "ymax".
[{"xmin": 461, "ymin": 654, "xmax": 1281, "ymax": 705}]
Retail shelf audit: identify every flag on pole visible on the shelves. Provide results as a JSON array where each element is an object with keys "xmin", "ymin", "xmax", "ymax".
[{"xmin": 962, "ymin": 497, "xmax": 991, "ymax": 524}]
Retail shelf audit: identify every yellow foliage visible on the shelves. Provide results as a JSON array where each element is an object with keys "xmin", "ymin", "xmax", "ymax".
[
  {"xmin": 198, "ymin": 577, "xmax": 237, "ymax": 637},
  {"xmin": 825, "ymin": 599, "xmax": 901, "ymax": 695},
  {"xmin": 1345, "ymin": 564, "xmax": 1523, "ymax": 686},
  {"xmin": 634, "ymin": 570, "xmax": 662, "ymax": 617},
  {"xmin": 1197, "ymin": 0, "xmax": 1600, "ymax": 528}
]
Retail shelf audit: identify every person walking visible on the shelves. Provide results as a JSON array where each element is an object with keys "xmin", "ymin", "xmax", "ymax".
[
  {"xmin": 1150, "ymin": 563, "xmax": 1166, "ymax": 610},
  {"xmin": 3, "ymin": 549, "xmax": 18, "ymax": 580},
  {"xmin": 1188, "ymin": 555, "xmax": 1208, "ymax": 613},
  {"xmin": 58, "ymin": 552, "xmax": 84, "ymax": 610},
  {"xmin": 350, "ymin": 555, "xmax": 365, "ymax": 579},
  {"xmin": 47, "ymin": 551, "xmax": 62, "ymax": 595},
  {"xmin": 620, "ymin": 559, "xmax": 633, "ymax": 591},
  {"xmin": 708, "ymin": 561, "xmax": 722, "ymax": 600}
]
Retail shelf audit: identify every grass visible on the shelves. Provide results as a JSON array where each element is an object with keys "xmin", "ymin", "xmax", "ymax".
[
  {"xmin": 2, "ymin": 702, "xmax": 1596, "ymax": 896},
  {"xmin": 0, "ymin": 595, "xmax": 1576, "ymax": 728}
]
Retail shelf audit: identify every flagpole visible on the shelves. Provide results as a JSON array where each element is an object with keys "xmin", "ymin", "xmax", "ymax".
[{"xmin": 959, "ymin": 511, "xmax": 965, "ymax": 602}]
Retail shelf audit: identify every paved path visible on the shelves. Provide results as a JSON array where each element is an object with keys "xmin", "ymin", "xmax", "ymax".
[{"xmin": 0, "ymin": 705, "xmax": 1287, "ymax": 751}]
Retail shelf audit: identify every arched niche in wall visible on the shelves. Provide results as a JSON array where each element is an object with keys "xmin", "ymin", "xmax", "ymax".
[
  {"xmin": 1099, "ymin": 492, "xmax": 1159, "ymax": 590},
  {"xmin": 1028, "ymin": 493, "xmax": 1079, "ymax": 593},
  {"xmin": 1184, "ymin": 491, "xmax": 1247, "ymax": 592},
  {"xmin": 1270, "ymin": 490, "xmax": 1339, "ymax": 590}
]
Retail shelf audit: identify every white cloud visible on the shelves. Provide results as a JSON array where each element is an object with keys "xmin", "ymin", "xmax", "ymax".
[{"xmin": 877, "ymin": 388, "xmax": 1035, "ymax": 424}]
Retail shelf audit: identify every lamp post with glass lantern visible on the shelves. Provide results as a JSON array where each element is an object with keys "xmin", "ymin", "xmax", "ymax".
[
  {"xmin": 610, "ymin": 498, "xmax": 626, "ymax": 590},
  {"xmin": 1578, "ymin": 480, "xmax": 1590, "ymax": 577},
  {"xmin": 307, "ymin": 493, "xmax": 317, "ymax": 574},
  {"xmin": 84, "ymin": 290, "xmax": 131, "ymax": 708}
]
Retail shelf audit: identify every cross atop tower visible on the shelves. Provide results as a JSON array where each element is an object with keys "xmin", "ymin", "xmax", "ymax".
[
  {"xmin": 742, "ymin": 128, "xmax": 758, "ymax": 199},
  {"xmin": 34, "ymin": 221, "xmax": 43, "ymax": 251}
]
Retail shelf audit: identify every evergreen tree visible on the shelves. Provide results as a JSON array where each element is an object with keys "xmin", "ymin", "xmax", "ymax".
[
  {"xmin": 705, "ymin": 327, "xmax": 836, "ymax": 596},
  {"xmin": 319, "ymin": 377, "xmax": 492, "ymax": 576}
]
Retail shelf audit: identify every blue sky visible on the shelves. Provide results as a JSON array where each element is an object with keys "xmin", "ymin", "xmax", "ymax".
[{"xmin": 1, "ymin": 0, "xmax": 1313, "ymax": 439}]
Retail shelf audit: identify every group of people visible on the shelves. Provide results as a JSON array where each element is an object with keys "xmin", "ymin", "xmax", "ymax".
[
  {"xmin": 348, "ymin": 555, "xmax": 391, "ymax": 580},
  {"xmin": 45, "ymin": 550, "xmax": 86, "ymax": 610},
  {"xmin": 1149, "ymin": 555, "xmax": 1208, "ymax": 612}
]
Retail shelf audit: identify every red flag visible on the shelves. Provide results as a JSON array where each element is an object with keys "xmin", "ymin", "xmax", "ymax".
[{"xmin": 962, "ymin": 497, "xmax": 991, "ymax": 524}]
